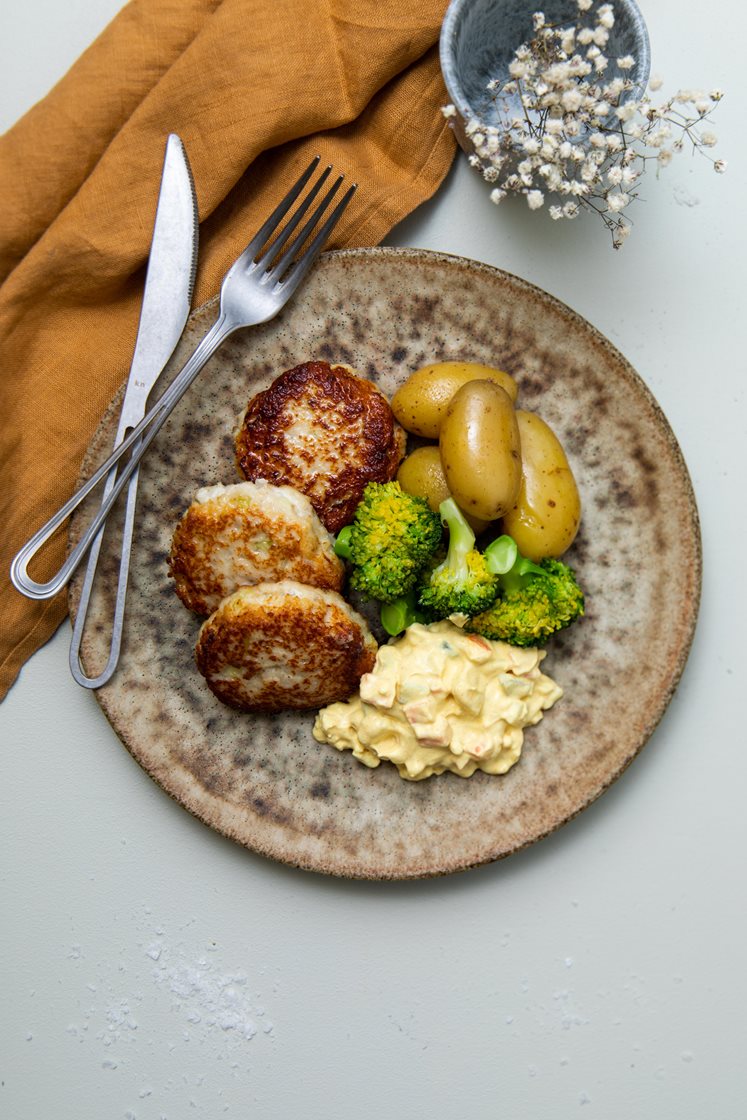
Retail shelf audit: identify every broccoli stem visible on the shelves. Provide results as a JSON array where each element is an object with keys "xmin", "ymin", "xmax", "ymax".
[
  {"xmin": 380, "ymin": 591, "xmax": 427, "ymax": 637},
  {"xmin": 484, "ymin": 534, "xmax": 545, "ymax": 592},
  {"xmin": 437, "ymin": 497, "xmax": 475, "ymax": 575},
  {"xmin": 334, "ymin": 525, "xmax": 353, "ymax": 560}
]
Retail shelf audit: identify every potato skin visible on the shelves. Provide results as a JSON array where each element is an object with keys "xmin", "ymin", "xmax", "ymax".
[
  {"xmin": 501, "ymin": 410, "xmax": 581, "ymax": 560},
  {"xmin": 396, "ymin": 446, "xmax": 490, "ymax": 534},
  {"xmin": 391, "ymin": 361, "xmax": 518, "ymax": 439},
  {"xmin": 439, "ymin": 381, "xmax": 522, "ymax": 522}
]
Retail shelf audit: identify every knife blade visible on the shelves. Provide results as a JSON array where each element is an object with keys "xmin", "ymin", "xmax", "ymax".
[{"xmin": 69, "ymin": 133, "xmax": 199, "ymax": 688}]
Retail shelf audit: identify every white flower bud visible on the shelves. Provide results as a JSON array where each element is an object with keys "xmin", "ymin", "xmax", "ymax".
[
  {"xmin": 597, "ymin": 4, "xmax": 615, "ymax": 29},
  {"xmin": 527, "ymin": 189, "xmax": 545, "ymax": 209},
  {"xmin": 561, "ymin": 88, "xmax": 584, "ymax": 111},
  {"xmin": 509, "ymin": 60, "xmax": 529, "ymax": 79},
  {"xmin": 612, "ymin": 222, "xmax": 631, "ymax": 247},
  {"xmin": 606, "ymin": 192, "xmax": 629, "ymax": 212}
]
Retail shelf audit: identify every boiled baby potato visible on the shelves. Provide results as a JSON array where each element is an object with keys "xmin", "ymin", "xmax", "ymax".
[
  {"xmin": 391, "ymin": 361, "xmax": 518, "ymax": 439},
  {"xmin": 439, "ymin": 381, "xmax": 522, "ymax": 522},
  {"xmin": 396, "ymin": 446, "xmax": 490, "ymax": 534},
  {"xmin": 502, "ymin": 410, "xmax": 581, "ymax": 560}
]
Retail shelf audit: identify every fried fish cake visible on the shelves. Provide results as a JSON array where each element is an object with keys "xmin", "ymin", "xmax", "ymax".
[
  {"xmin": 169, "ymin": 480, "xmax": 344, "ymax": 615},
  {"xmin": 234, "ymin": 360, "xmax": 406, "ymax": 534},
  {"xmin": 195, "ymin": 580, "xmax": 378, "ymax": 712}
]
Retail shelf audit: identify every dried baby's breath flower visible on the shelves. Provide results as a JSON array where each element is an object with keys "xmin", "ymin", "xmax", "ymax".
[
  {"xmin": 443, "ymin": 1, "xmax": 726, "ymax": 247},
  {"xmin": 597, "ymin": 3, "xmax": 615, "ymax": 28}
]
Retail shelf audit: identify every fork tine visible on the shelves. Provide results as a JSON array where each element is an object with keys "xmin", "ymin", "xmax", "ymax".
[
  {"xmin": 241, "ymin": 154, "xmax": 321, "ymax": 263},
  {"xmin": 254, "ymin": 164, "xmax": 333, "ymax": 272},
  {"xmin": 264, "ymin": 174, "xmax": 342, "ymax": 282},
  {"xmin": 266, "ymin": 175, "xmax": 349, "ymax": 285},
  {"xmin": 278, "ymin": 182, "xmax": 357, "ymax": 294}
]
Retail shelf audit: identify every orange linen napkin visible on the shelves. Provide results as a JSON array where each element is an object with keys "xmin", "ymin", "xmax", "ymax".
[{"xmin": 0, "ymin": 0, "xmax": 457, "ymax": 699}]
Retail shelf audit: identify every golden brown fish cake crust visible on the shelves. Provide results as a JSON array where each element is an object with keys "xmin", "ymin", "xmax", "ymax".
[
  {"xmin": 195, "ymin": 581, "xmax": 378, "ymax": 713},
  {"xmin": 234, "ymin": 361, "xmax": 406, "ymax": 534},
  {"xmin": 169, "ymin": 482, "xmax": 343, "ymax": 615}
]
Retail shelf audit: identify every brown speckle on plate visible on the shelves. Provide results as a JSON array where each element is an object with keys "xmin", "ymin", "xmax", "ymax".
[{"xmin": 67, "ymin": 248, "xmax": 701, "ymax": 880}]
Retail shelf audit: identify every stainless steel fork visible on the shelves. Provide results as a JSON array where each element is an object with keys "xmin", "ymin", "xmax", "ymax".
[{"xmin": 11, "ymin": 156, "xmax": 356, "ymax": 603}]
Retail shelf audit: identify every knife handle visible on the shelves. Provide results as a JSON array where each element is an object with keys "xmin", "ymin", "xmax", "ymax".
[
  {"xmin": 10, "ymin": 314, "xmax": 232, "ymax": 601},
  {"xmin": 68, "ymin": 445, "xmax": 142, "ymax": 688}
]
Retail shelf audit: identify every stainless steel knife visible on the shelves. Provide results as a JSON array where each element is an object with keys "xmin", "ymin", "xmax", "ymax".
[{"xmin": 68, "ymin": 133, "xmax": 199, "ymax": 688}]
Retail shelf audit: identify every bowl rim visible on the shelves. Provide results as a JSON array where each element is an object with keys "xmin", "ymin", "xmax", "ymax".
[{"xmin": 439, "ymin": 0, "xmax": 652, "ymax": 123}]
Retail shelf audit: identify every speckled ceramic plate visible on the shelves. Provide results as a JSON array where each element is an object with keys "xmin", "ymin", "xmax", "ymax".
[{"xmin": 68, "ymin": 248, "xmax": 701, "ymax": 880}]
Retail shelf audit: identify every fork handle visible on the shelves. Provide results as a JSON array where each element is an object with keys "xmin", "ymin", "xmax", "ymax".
[
  {"xmin": 10, "ymin": 314, "xmax": 233, "ymax": 600},
  {"xmin": 68, "ymin": 445, "xmax": 142, "ymax": 688}
]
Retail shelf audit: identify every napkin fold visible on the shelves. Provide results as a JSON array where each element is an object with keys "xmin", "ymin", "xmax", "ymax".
[{"xmin": 0, "ymin": 0, "xmax": 456, "ymax": 699}]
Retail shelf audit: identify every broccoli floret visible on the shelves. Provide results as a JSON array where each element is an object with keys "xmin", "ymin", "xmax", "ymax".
[
  {"xmin": 334, "ymin": 482, "xmax": 442, "ymax": 603},
  {"xmin": 379, "ymin": 590, "xmax": 435, "ymax": 637},
  {"xmin": 466, "ymin": 534, "xmax": 584, "ymax": 647},
  {"xmin": 417, "ymin": 498, "xmax": 498, "ymax": 618}
]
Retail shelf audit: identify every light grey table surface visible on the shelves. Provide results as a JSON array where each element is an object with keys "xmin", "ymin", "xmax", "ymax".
[{"xmin": 2, "ymin": 2, "xmax": 745, "ymax": 1118}]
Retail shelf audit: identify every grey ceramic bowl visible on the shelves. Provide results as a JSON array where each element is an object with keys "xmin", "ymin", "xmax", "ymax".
[{"xmin": 440, "ymin": 0, "xmax": 651, "ymax": 158}]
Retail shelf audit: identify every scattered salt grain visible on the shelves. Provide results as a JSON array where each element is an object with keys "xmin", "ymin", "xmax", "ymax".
[{"xmin": 151, "ymin": 947, "xmax": 268, "ymax": 1042}]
